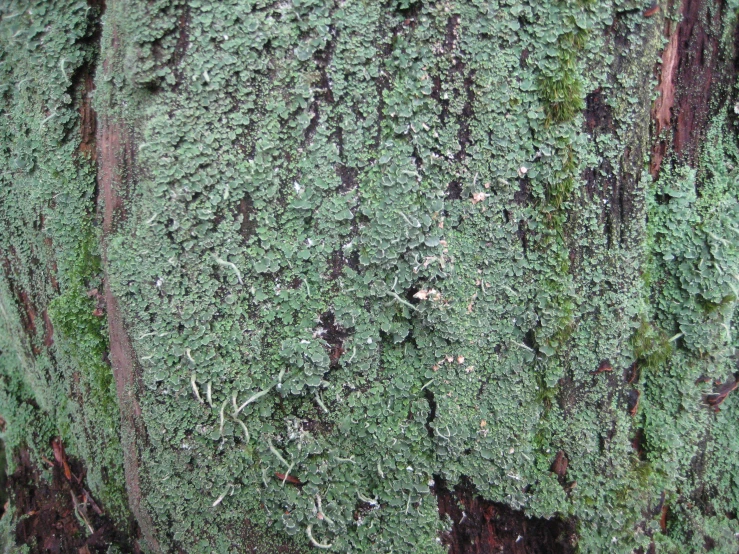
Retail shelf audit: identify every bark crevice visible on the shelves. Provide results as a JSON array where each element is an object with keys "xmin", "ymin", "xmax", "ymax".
[
  {"xmin": 435, "ymin": 477, "xmax": 577, "ymax": 554},
  {"xmin": 651, "ymin": 0, "xmax": 739, "ymax": 177}
]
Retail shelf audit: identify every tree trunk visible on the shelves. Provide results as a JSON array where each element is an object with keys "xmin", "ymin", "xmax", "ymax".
[{"xmin": 1, "ymin": 0, "xmax": 739, "ymax": 552}]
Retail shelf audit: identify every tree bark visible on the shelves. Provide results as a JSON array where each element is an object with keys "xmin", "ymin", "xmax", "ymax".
[{"xmin": 1, "ymin": 0, "xmax": 739, "ymax": 552}]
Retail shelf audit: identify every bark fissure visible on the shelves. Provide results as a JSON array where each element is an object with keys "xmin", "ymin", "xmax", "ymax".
[
  {"xmin": 98, "ymin": 126, "xmax": 161, "ymax": 553},
  {"xmin": 436, "ymin": 478, "xmax": 577, "ymax": 554},
  {"xmin": 651, "ymin": 0, "xmax": 738, "ymax": 177}
]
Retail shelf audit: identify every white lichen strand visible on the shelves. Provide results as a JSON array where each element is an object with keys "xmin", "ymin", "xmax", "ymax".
[
  {"xmin": 306, "ymin": 524, "xmax": 332, "ymax": 549},
  {"xmin": 234, "ymin": 384, "xmax": 275, "ymax": 415},
  {"xmin": 212, "ymin": 484, "xmax": 233, "ymax": 507},
  {"xmin": 191, "ymin": 372, "xmax": 203, "ymax": 403},
  {"xmin": 213, "ymin": 255, "xmax": 243, "ymax": 285}
]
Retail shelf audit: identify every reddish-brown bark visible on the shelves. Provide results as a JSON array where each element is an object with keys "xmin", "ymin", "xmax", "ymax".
[
  {"xmin": 436, "ymin": 479, "xmax": 577, "ymax": 554},
  {"xmin": 651, "ymin": 0, "xmax": 739, "ymax": 177}
]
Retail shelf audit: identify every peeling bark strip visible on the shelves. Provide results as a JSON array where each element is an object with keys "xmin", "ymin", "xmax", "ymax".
[
  {"xmin": 95, "ymin": 28, "xmax": 161, "ymax": 542},
  {"xmin": 650, "ymin": 28, "xmax": 679, "ymax": 177},
  {"xmin": 98, "ymin": 116, "xmax": 160, "ymax": 553},
  {"xmin": 705, "ymin": 375, "xmax": 739, "ymax": 410},
  {"xmin": 651, "ymin": 0, "xmax": 738, "ymax": 176}
]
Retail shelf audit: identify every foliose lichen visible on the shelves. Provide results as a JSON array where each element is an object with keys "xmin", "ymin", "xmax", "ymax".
[{"xmin": 2, "ymin": 0, "xmax": 739, "ymax": 552}]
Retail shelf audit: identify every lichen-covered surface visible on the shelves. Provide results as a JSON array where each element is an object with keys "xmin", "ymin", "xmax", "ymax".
[
  {"xmin": 2, "ymin": 0, "xmax": 739, "ymax": 552},
  {"xmin": 0, "ymin": 0, "xmax": 131, "ymax": 548}
]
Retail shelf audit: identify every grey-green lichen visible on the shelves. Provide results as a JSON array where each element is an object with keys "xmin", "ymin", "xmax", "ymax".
[
  {"xmin": 2, "ymin": 0, "xmax": 739, "ymax": 552},
  {"xmin": 638, "ymin": 111, "xmax": 739, "ymax": 552}
]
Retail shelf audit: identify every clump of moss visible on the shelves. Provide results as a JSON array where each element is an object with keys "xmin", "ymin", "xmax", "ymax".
[
  {"xmin": 48, "ymin": 230, "xmax": 114, "ymax": 409},
  {"xmin": 47, "ymin": 229, "xmax": 128, "ymax": 519},
  {"xmin": 538, "ymin": 29, "xmax": 587, "ymax": 125},
  {"xmin": 631, "ymin": 319, "xmax": 672, "ymax": 371}
]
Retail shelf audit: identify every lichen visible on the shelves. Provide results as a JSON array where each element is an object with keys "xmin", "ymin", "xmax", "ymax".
[{"xmin": 2, "ymin": 0, "xmax": 739, "ymax": 552}]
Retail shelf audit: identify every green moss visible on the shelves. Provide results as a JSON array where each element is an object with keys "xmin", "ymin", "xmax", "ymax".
[
  {"xmin": 631, "ymin": 318, "xmax": 672, "ymax": 371},
  {"xmin": 538, "ymin": 31, "xmax": 586, "ymax": 125},
  {"xmin": 92, "ymin": 0, "xmax": 660, "ymax": 549},
  {"xmin": 89, "ymin": 0, "xmax": 695, "ymax": 549},
  {"xmin": 48, "ymin": 232, "xmax": 112, "ymax": 407},
  {"xmin": 638, "ymin": 110, "xmax": 739, "ymax": 550},
  {"xmin": 47, "ymin": 229, "xmax": 128, "ymax": 519}
]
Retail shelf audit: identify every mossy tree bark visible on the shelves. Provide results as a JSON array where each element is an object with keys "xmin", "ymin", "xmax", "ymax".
[{"xmin": 2, "ymin": 0, "xmax": 739, "ymax": 552}]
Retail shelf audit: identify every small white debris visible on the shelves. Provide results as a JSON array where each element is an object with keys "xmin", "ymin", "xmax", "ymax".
[
  {"xmin": 413, "ymin": 289, "xmax": 441, "ymax": 301},
  {"xmin": 471, "ymin": 191, "xmax": 489, "ymax": 204}
]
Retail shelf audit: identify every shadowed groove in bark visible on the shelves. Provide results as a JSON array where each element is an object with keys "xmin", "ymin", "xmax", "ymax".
[
  {"xmin": 671, "ymin": 0, "xmax": 738, "ymax": 162},
  {"xmin": 10, "ymin": 445, "xmax": 132, "ymax": 554},
  {"xmin": 435, "ymin": 477, "xmax": 577, "ymax": 554},
  {"xmin": 578, "ymin": 11, "xmax": 658, "ymax": 250}
]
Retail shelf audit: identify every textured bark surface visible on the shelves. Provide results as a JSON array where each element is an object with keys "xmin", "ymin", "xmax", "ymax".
[
  {"xmin": 651, "ymin": 0, "xmax": 739, "ymax": 176},
  {"xmin": 1, "ymin": 0, "xmax": 739, "ymax": 552},
  {"xmin": 9, "ymin": 447, "xmax": 126, "ymax": 554}
]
